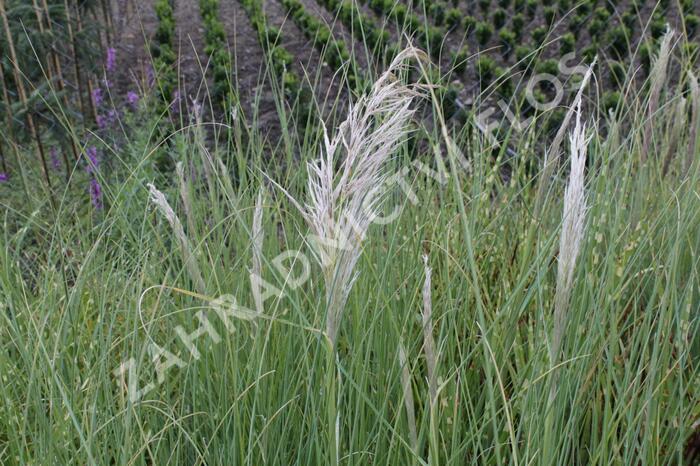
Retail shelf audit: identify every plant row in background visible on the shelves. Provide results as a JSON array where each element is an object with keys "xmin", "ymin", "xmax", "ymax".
[
  {"xmin": 200, "ymin": 0, "xmax": 236, "ymax": 106},
  {"xmin": 238, "ymin": 0, "xmax": 300, "ymax": 96},
  {"xmin": 281, "ymin": 0, "xmax": 359, "ymax": 87},
  {"xmin": 150, "ymin": 0, "xmax": 178, "ymax": 114}
]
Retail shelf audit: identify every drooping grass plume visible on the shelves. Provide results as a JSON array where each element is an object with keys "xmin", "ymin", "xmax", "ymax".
[
  {"xmin": 642, "ymin": 26, "xmax": 674, "ymax": 163},
  {"xmin": 283, "ymin": 46, "xmax": 425, "ymax": 347},
  {"xmin": 550, "ymin": 99, "xmax": 589, "ymax": 366},
  {"xmin": 535, "ymin": 58, "xmax": 595, "ymax": 213},
  {"xmin": 148, "ymin": 183, "xmax": 206, "ymax": 295}
]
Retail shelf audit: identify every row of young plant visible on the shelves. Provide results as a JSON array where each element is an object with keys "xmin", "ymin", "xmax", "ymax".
[
  {"xmin": 364, "ymin": 0, "xmax": 472, "ymax": 116},
  {"xmin": 238, "ymin": 0, "xmax": 301, "ymax": 96},
  {"xmin": 150, "ymin": 0, "xmax": 177, "ymax": 114},
  {"xmin": 281, "ymin": 0, "xmax": 359, "ymax": 87},
  {"xmin": 317, "ymin": 0, "xmax": 390, "ymax": 57},
  {"xmin": 200, "ymin": 0, "xmax": 235, "ymax": 106}
]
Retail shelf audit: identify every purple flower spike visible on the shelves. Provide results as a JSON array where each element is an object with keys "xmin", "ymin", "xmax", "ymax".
[
  {"xmin": 85, "ymin": 146, "xmax": 100, "ymax": 173},
  {"xmin": 96, "ymin": 114, "xmax": 107, "ymax": 129},
  {"xmin": 106, "ymin": 47, "xmax": 117, "ymax": 72},
  {"xmin": 50, "ymin": 146, "xmax": 62, "ymax": 171},
  {"xmin": 89, "ymin": 178, "xmax": 103, "ymax": 209},
  {"xmin": 0, "ymin": 172, "xmax": 8, "ymax": 183},
  {"xmin": 127, "ymin": 90, "xmax": 139, "ymax": 109},
  {"xmin": 92, "ymin": 88, "xmax": 103, "ymax": 107}
]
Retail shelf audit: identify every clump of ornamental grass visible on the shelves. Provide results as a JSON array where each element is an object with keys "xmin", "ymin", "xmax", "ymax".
[{"xmin": 277, "ymin": 45, "xmax": 425, "ymax": 465}]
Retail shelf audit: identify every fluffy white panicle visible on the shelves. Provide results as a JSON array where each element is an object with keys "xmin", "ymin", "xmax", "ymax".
[
  {"xmin": 148, "ymin": 183, "xmax": 206, "ymax": 294},
  {"xmin": 551, "ymin": 99, "xmax": 589, "ymax": 363},
  {"xmin": 287, "ymin": 46, "xmax": 425, "ymax": 346}
]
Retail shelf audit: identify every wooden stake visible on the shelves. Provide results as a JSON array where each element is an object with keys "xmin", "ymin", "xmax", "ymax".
[{"xmin": 0, "ymin": 0, "xmax": 53, "ymax": 192}]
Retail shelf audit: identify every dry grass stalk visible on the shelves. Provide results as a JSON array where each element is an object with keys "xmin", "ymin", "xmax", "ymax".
[
  {"xmin": 148, "ymin": 183, "xmax": 207, "ymax": 295},
  {"xmin": 282, "ymin": 47, "xmax": 426, "ymax": 347},
  {"xmin": 687, "ymin": 71, "xmax": 700, "ymax": 175},
  {"xmin": 662, "ymin": 96, "xmax": 686, "ymax": 177},
  {"xmin": 252, "ymin": 188, "xmax": 265, "ymax": 283},
  {"xmin": 642, "ymin": 27, "xmax": 674, "ymax": 163},
  {"xmin": 176, "ymin": 162, "xmax": 197, "ymax": 237},
  {"xmin": 421, "ymin": 255, "xmax": 437, "ymax": 406},
  {"xmin": 398, "ymin": 341, "xmax": 418, "ymax": 453}
]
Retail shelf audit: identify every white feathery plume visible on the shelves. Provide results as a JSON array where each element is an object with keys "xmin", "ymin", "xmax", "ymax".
[
  {"xmin": 421, "ymin": 254, "xmax": 437, "ymax": 406},
  {"xmin": 148, "ymin": 183, "xmax": 207, "ymax": 295},
  {"xmin": 283, "ymin": 46, "xmax": 425, "ymax": 347},
  {"xmin": 535, "ymin": 58, "xmax": 596, "ymax": 212},
  {"xmin": 642, "ymin": 27, "xmax": 674, "ymax": 163},
  {"xmin": 687, "ymin": 71, "xmax": 699, "ymax": 175},
  {"xmin": 551, "ymin": 99, "xmax": 589, "ymax": 365}
]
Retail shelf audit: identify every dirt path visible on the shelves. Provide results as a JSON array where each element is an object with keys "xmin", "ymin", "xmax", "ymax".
[
  {"xmin": 172, "ymin": 0, "xmax": 213, "ymax": 115},
  {"xmin": 109, "ymin": 0, "xmax": 158, "ymax": 98},
  {"xmin": 295, "ymin": 0, "xmax": 371, "ymax": 71},
  {"xmin": 218, "ymin": 0, "xmax": 284, "ymax": 139},
  {"xmin": 262, "ymin": 0, "xmax": 346, "ymax": 120}
]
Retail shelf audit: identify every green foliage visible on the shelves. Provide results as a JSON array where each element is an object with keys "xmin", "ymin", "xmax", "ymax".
[
  {"xmin": 429, "ymin": 3, "xmax": 446, "ymax": 26},
  {"xmin": 686, "ymin": 14, "xmax": 700, "ymax": 36},
  {"xmin": 476, "ymin": 55, "xmax": 496, "ymax": 80},
  {"xmin": 603, "ymin": 90, "xmax": 621, "ymax": 113},
  {"xmin": 512, "ymin": 13, "xmax": 525, "ymax": 38},
  {"xmin": 526, "ymin": 0, "xmax": 538, "ymax": 17},
  {"xmin": 463, "ymin": 15, "xmax": 477, "ymax": 32},
  {"xmin": 499, "ymin": 29, "xmax": 516, "ymax": 56},
  {"xmin": 446, "ymin": 8, "xmax": 461, "ymax": 28},
  {"xmin": 543, "ymin": 6, "xmax": 556, "ymax": 24},
  {"xmin": 451, "ymin": 46, "xmax": 470, "ymax": 74},
  {"xmin": 493, "ymin": 8, "xmax": 507, "ymax": 29},
  {"xmin": 515, "ymin": 44, "xmax": 534, "ymax": 69},
  {"xmin": 607, "ymin": 25, "xmax": 630, "ymax": 57},
  {"xmin": 608, "ymin": 60, "xmax": 626, "ymax": 86},
  {"xmin": 532, "ymin": 25, "xmax": 548, "ymax": 44},
  {"xmin": 535, "ymin": 58, "xmax": 559, "ymax": 75},
  {"xmin": 475, "ymin": 21, "xmax": 494, "ymax": 45},
  {"xmin": 560, "ymin": 32, "xmax": 575, "ymax": 54}
]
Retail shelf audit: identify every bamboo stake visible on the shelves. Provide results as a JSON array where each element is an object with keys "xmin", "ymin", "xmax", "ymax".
[
  {"xmin": 73, "ymin": 0, "xmax": 99, "ymax": 125},
  {"xmin": 0, "ymin": 51, "xmax": 29, "ymax": 194},
  {"xmin": 64, "ymin": 0, "xmax": 88, "ymax": 122},
  {"xmin": 0, "ymin": 0, "xmax": 53, "ymax": 192},
  {"xmin": 41, "ymin": 0, "xmax": 80, "ymax": 163}
]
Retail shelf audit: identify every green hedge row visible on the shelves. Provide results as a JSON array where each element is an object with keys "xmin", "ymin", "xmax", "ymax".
[{"xmin": 199, "ymin": 0, "xmax": 235, "ymax": 106}]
